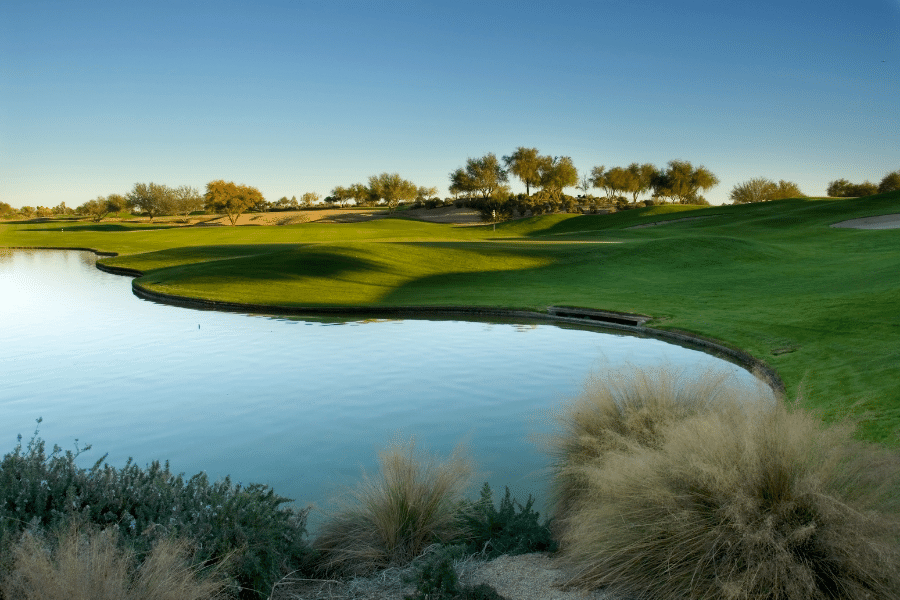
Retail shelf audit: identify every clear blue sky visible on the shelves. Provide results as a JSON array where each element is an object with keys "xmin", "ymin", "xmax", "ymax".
[{"xmin": 2, "ymin": 0, "xmax": 898, "ymax": 208}]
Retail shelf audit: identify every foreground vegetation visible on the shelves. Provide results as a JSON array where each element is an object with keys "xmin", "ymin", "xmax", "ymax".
[
  {"xmin": 3, "ymin": 365, "xmax": 898, "ymax": 599},
  {"xmin": 551, "ymin": 367, "xmax": 900, "ymax": 600}
]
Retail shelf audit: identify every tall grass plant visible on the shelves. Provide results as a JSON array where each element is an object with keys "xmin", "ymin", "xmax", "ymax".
[
  {"xmin": 313, "ymin": 439, "xmax": 472, "ymax": 575},
  {"xmin": 553, "ymin": 367, "xmax": 900, "ymax": 599},
  {"xmin": 2, "ymin": 524, "xmax": 228, "ymax": 600}
]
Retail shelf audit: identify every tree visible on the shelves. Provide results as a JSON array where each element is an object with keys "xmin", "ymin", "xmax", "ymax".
[
  {"xmin": 204, "ymin": 180, "xmax": 264, "ymax": 225},
  {"xmin": 878, "ymin": 170, "xmax": 900, "ymax": 194},
  {"xmin": 416, "ymin": 186, "xmax": 439, "ymax": 202},
  {"xmin": 537, "ymin": 156, "xmax": 578, "ymax": 202},
  {"xmin": 301, "ymin": 192, "xmax": 321, "ymax": 207},
  {"xmin": 330, "ymin": 186, "xmax": 353, "ymax": 208},
  {"xmin": 730, "ymin": 178, "xmax": 777, "ymax": 204},
  {"xmin": 590, "ymin": 166, "xmax": 613, "ymax": 200},
  {"xmin": 367, "ymin": 173, "xmax": 418, "ymax": 212},
  {"xmin": 449, "ymin": 153, "xmax": 508, "ymax": 199},
  {"xmin": 78, "ymin": 195, "xmax": 123, "ymax": 222},
  {"xmin": 127, "ymin": 182, "xmax": 174, "ymax": 220},
  {"xmin": 602, "ymin": 166, "xmax": 635, "ymax": 201},
  {"xmin": 627, "ymin": 163, "xmax": 658, "ymax": 203},
  {"xmin": 0, "ymin": 201, "xmax": 13, "ymax": 217},
  {"xmin": 169, "ymin": 186, "xmax": 203, "ymax": 222},
  {"xmin": 347, "ymin": 183, "xmax": 373, "ymax": 206},
  {"xmin": 577, "ymin": 174, "xmax": 593, "ymax": 199},
  {"xmin": 828, "ymin": 179, "xmax": 878, "ymax": 197},
  {"xmin": 651, "ymin": 160, "xmax": 719, "ymax": 204},
  {"xmin": 502, "ymin": 147, "xmax": 544, "ymax": 195}
]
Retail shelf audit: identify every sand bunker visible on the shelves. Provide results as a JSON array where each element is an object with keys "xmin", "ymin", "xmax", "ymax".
[{"xmin": 831, "ymin": 213, "xmax": 900, "ymax": 230}]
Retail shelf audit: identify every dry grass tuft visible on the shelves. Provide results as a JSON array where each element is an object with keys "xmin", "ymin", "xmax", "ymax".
[
  {"xmin": 313, "ymin": 439, "xmax": 472, "ymax": 576},
  {"xmin": 553, "ymin": 366, "xmax": 900, "ymax": 600},
  {"xmin": 2, "ymin": 524, "xmax": 229, "ymax": 600},
  {"xmin": 550, "ymin": 365, "xmax": 756, "ymax": 520}
]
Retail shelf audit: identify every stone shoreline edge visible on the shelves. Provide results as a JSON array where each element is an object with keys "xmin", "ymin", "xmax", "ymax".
[{"xmin": 9, "ymin": 245, "xmax": 786, "ymax": 398}]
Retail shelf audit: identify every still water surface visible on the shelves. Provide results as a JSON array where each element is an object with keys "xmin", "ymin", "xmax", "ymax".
[{"xmin": 1, "ymin": 249, "xmax": 759, "ymax": 520}]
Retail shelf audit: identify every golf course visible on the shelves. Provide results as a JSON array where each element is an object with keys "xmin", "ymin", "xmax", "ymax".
[{"xmin": 3, "ymin": 191, "xmax": 898, "ymax": 443}]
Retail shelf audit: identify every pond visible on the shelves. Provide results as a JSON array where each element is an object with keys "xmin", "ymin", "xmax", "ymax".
[{"xmin": 0, "ymin": 248, "xmax": 763, "ymax": 522}]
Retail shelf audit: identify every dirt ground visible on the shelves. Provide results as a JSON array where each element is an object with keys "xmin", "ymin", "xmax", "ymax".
[{"xmin": 190, "ymin": 206, "xmax": 484, "ymax": 227}]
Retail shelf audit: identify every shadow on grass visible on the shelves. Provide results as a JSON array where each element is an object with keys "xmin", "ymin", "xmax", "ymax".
[
  {"xmin": 139, "ymin": 245, "xmax": 391, "ymax": 287},
  {"xmin": 30, "ymin": 223, "xmax": 180, "ymax": 232}
]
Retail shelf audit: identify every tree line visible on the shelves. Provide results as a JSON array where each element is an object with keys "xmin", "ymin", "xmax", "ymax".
[
  {"xmin": 3, "ymin": 159, "xmax": 897, "ymax": 223},
  {"xmin": 826, "ymin": 169, "xmax": 900, "ymax": 198}
]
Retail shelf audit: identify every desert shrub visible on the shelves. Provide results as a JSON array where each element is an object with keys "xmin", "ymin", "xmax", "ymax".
[
  {"xmin": 463, "ymin": 483, "xmax": 555, "ymax": 558},
  {"xmin": 0, "ymin": 424, "xmax": 311, "ymax": 600},
  {"xmin": 552, "ymin": 368, "xmax": 900, "ymax": 600},
  {"xmin": 2, "ymin": 524, "xmax": 228, "ymax": 600},
  {"xmin": 313, "ymin": 439, "xmax": 472, "ymax": 575},
  {"xmin": 550, "ymin": 366, "xmax": 749, "ymax": 521},
  {"xmin": 402, "ymin": 545, "xmax": 507, "ymax": 600}
]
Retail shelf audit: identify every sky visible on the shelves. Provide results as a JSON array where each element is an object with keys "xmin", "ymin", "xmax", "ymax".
[{"xmin": 2, "ymin": 0, "xmax": 898, "ymax": 208}]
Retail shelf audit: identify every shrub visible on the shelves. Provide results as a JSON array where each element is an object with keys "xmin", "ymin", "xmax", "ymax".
[
  {"xmin": 552, "ymin": 368, "xmax": 900, "ymax": 600},
  {"xmin": 550, "ymin": 366, "xmax": 749, "ymax": 521},
  {"xmin": 402, "ymin": 545, "xmax": 507, "ymax": 600},
  {"xmin": 2, "ymin": 524, "xmax": 228, "ymax": 600},
  {"xmin": 0, "ymin": 424, "xmax": 311, "ymax": 600},
  {"xmin": 463, "ymin": 483, "xmax": 555, "ymax": 558},
  {"xmin": 878, "ymin": 169, "xmax": 900, "ymax": 194},
  {"xmin": 313, "ymin": 439, "xmax": 472, "ymax": 575}
]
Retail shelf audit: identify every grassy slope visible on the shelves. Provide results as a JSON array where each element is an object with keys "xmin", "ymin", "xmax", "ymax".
[{"xmin": 3, "ymin": 194, "xmax": 898, "ymax": 442}]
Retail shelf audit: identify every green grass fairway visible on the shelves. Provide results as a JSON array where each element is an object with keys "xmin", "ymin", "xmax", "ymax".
[{"xmin": 3, "ymin": 193, "xmax": 899, "ymax": 443}]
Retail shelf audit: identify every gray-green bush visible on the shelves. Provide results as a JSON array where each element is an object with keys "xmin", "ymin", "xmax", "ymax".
[
  {"xmin": 0, "ymin": 423, "xmax": 311, "ymax": 600},
  {"xmin": 552, "ymin": 368, "xmax": 900, "ymax": 600}
]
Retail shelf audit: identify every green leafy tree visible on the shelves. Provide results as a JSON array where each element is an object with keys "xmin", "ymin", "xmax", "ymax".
[
  {"xmin": 827, "ymin": 179, "xmax": 851, "ymax": 197},
  {"xmin": 502, "ymin": 147, "xmax": 544, "ymax": 195},
  {"xmin": 0, "ymin": 201, "xmax": 14, "ymax": 217},
  {"xmin": 538, "ymin": 156, "xmax": 578, "ymax": 202},
  {"xmin": 330, "ymin": 185, "xmax": 353, "ymax": 208},
  {"xmin": 651, "ymin": 160, "xmax": 719, "ymax": 204},
  {"xmin": 627, "ymin": 162, "xmax": 658, "ymax": 203},
  {"xmin": 828, "ymin": 179, "xmax": 878, "ymax": 197},
  {"xmin": 368, "ymin": 173, "xmax": 418, "ymax": 212},
  {"xmin": 127, "ymin": 182, "xmax": 174, "ymax": 220},
  {"xmin": 449, "ymin": 153, "xmax": 508, "ymax": 199},
  {"xmin": 79, "ymin": 195, "xmax": 124, "ymax": 222},
  {"xmin": 602, "ymin": 166, "xmax": 635, "ymax": 201},
  {"xmin": 204, "ymin": 180, "xmax": 264, "ymax": 225},
  {"xmin": 589, "ymin": 166, "xmax": 613, "ymax": 200},
  {"xmin": 878, "ymin": 169, "xmax": 900, "ymax": 194}
]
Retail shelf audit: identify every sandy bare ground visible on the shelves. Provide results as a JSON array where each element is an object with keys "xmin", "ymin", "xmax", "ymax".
[
  {"xmin": 196, "ymin": 209, "xmax": 391, "ymax": 226},
  {"xmin": 188, "ymin": 206, "xmax": 484, "ymax": 227},
  {"xmin": 830, "ymin": 213, "xmax": 900, "ymax": 229},
  {"xmin": 272, "ymin": 552, "xmax": 609, "ymax": 600}
]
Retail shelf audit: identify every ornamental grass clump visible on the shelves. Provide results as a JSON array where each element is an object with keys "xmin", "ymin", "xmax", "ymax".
[
  {"xmin": 550, "ymin": 366, "xmax": 753, "ymax": 521},
  {"xmin": 552, "ymin": 367, "xmax": 900, "ymax": 600},
  {"xmin": 2, "ymin": 524, "xmax": 229, "ymax": 600},
  {"xmin": 313, "ymin": 439, "xmax": 472, "ymax": 575}
]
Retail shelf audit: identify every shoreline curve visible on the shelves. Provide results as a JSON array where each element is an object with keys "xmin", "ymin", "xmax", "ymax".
[{"xmin": 7, "ymin": 245, "xmax": 786, "ymax": 398}]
